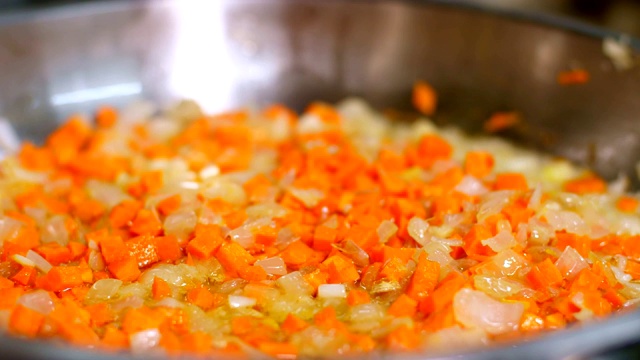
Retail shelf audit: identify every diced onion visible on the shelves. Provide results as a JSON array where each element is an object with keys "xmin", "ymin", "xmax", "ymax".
[
  {"xmin": 455, "ymin": 175, "xmax": 489, "ymax": 196},
  {"xmin": 481, "ymin": 230, "xmax": 517, "ymax": 253},
  {"xmin": 17, "ymin": 290, "xmax": 54, "ymax": 314},
  {"xmin": 12, "ymin": 254, "xmax": 35, "ymax": 267},
  {"xmin": 130, "ymin": 328, "xmax": 162, "ymax": 354},
  {"xmin": 453, "ymin": 288, "xmax": 525, "ymax": 335},
  {"xmin": 377, "ymin": 219, "xmax": 398, "ymax": 243},
  {"xmin": 25, "ymin": 250, "xmax": 52, "ymax": 273},
  {"xmin": 228, "ymin": 295, "xmax": 257, "ymax": 308},
  {"xmin": 408, "ymin": 217, "xmax": 430, "ymax": 245},
  {"xmin": 276, "ymin": 271, "xmax": 313, "ymax": 296},
  {"xmin": 85, "ymin": 279, "xmax": 123, "ymax": 303},
  {"xmin": 163, "ymin": 210, "xmax": 198, "ymax": 242},
  {"xmin": 255, "ymin": 257, "xmax": 287, "ymax": 276},
  {"xmin": 155, "ymin": 298, "xmax": 183, "ymax": 308},
  {"xmin": 318, "ymin": 284, "xmax": 347, "ymax": 298},
  {"xmin": 288, "ymin": 187, "xmax": 324, "ymax": 208},
  {"xmin": 555, "ymin": 246, "xmax": 588, "ymax": 280}
]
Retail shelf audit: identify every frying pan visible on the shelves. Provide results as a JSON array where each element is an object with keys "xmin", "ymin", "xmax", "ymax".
[{"xmin": 0, "ymin": 0, "xmax": 640, "ymax": 358}]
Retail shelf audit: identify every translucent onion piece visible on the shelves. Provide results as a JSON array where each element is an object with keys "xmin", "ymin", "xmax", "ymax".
[
  {"xmin": 228, "ymin": 295, "xmax": 257, "ymax": 308},
  {"xmin": 377, "ymin": 219, "xmax": 398, "ymax": 243},
  {"xmin": 408, "ymin": 217, "xmax": 430, "ymax": 245},
  {"xmin": 545, "ymin": 209, "xmax": 589, "ymax": 236},
  {"xmin": 288, "ymin": 187, "xmax": 324, "ymax": 208},
  {"xmin": 341, "ymin": 240, "xmax": 370, "ymax": 267},
  {"xmin": 11, "ymin": 254, "xmax": 35, "ymax": 268},
  {"xmin": 17, "ymin": 290, "xmax": 54, "ymax": 314},
  {"xmin": 163, "ymin": 210, "xmax": 197, "ymax": 242},
  {"xmin": 85, "ymin": 279, "xmax": 123, "ymax": 303},
  {"xmin": 0, "ymin": 217, "xmax": 21, "ymax": 245},
  {"xmin": 276, "ymin": 271, "xmax": 313, "ymax": 296},
  {"xmin": 155, "ymin": 298, "xmax": 184, "ymax": 308},
  {"xmin": 453, "ymin": 288, "xmax": 525, "ymax": 335},
  {"xmin": 481, "ymin": 230, "xmax": 517, "ymax": 253},
  {"xmin": 455, "ymin": 175, "xmax": 489, "ymax": 196},
  {"xmin": 25, "ymin": 250, "xmax": 52, "ymax": 273},
  {"xmin": 555, "ymin": 246, "xmax": 588, "ymax": 280},
  {"xmin": 492, "ymin": 249, "xmax": 529, "ymax": 277},
  {"xmin": 477, "ymin": 191, "xmax": 513, "ymax": 222},
  {"xmin": 130, "ymin": 328, "xmax": 161, "ymax": 354},
  {"xmin": 473, "ymin": 275, "xmax": 526, "ymax": 300},
  {"xmin": 317, "ymin": 284, "xmax": 347, "ymax": 298},
  {"xmin": 227, "ymin": 226, "xmax": 254, "ymax": 249},
  {"xmin": 255, "ymin": 257, "xmax": 287, "ymax": 276},
  {"xmin": 41, "ymin": 215, "xmax": 69, "ymax": 246},
  {"xmin": 427, "ymin": 326, "xmax": 489, "ymax": 350}
]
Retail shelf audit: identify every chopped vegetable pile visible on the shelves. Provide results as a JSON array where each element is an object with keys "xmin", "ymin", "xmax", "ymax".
[{"xmin": 1, "ymin": 86, "xmax": 640, "ymax": 358}]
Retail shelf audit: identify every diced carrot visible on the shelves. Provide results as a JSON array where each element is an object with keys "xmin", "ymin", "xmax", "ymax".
[
  {"xmin": 67, "ymin": 241, "xmax": 87, "ymax": 260},
  {"xmin": 121, "ymin": 307, "xmax": 163, "ymax": 334},
  {"xmin": 527, "ymin": 258, "xmax": 563, "ymax": 288},
  {"xmin": 96, "ymin": 105, "xmax": 118, "ymax": 128},
  {"xmin": 386, "ymin": 324, "xmax": 420, "ymax": 350},
  {"xmin": 379, "ymin": 257, "xmax": 409, "ymax": 282},
  {"xmin": 36, "ymin": 243, "xmax": 73, "ymax": 265},
  {"xmin": 182, "ymin": 332, "xmax": 212, "ymax": 354},
  {"xmin": 85, "ymin": 303, "xmax": 115, "ymax": 327},
  {"xmin": 324, "ymin": 255, "xmax": 360, "ymax": 284},
  {"xmin": 281, "ymin": 313, "xmax": 308, "ymax": 335},
  {"xmin": 102, "ymin": 326, "xmax": 129, "ymax": 348},
  {"xmin": 186, "ymin": 287, "xmax": 217, "ymax": 310},
  {"xmin": 555, "ymin": 232, "xmax": 591, "ymax": 258},
  {"xmin": 463, "ymin": 224, "xmax": 495, "ymax": 257},
  {"xmin": 41, "ymin": 266, "xmax": 84, "ymax": 292},
  {"xmin": 557, "ymin": 69, "xmax": 589, "ymax": 85},
  {"xmin": 99, "ymin": 235, "xmax": 128, "ymax": 265},
  {"xmin": 259, "ymin": 341, "xmax": 298, "ymax": 358},
  {"xmin": 564, "ymin": 175, "xmax": 606, "ymax": 194},
  {"xmin": 154, "ymin": 235, "xmax": 182, "ymax": 262},
  {"xmin": 107, "ymin": 256, "xmax": 140, "ymax": 282},
  {"xmin": 484, "ymin": 112, "xmax": 520, "ymax": 133},
  {"xmin": 109, "ymin": 200, "xmax": 142, "ymax": 229},
  {"xmin": 388, "ymin": 294, "xmax": 418, "ymax": 318},
  {"xmin": 152, "ymin": 276, "xmax": 172, "ymax": 300},
  {"xmin": 347, "ymin": 289, "xmax": 371, "ymax": 306},
  {"xmin": 129, "ymin": 209, "xmax": 163, "ymax": 236},
  {"xmin": 431, "ymin": 271, "xmax": 467, "ymax": 312},
  {"xmin": 313, "ymin": 225, "xmax": 338, "ymax": 251},
  {"xmin": 412, "ymin": 80, "xmax": 438, "ymax": 116},
  {"xmin": 406, "ymin": 256, "xmax": 440, "ymax": 301},
  {"xmin": 0, "ymin": 276, "xmax": 14, "ymax": 289},
  {"xmin": 186, "ymin": 224, "xmax": 224, "ymax": 260},
  {"xmin": 280, "ymin": 241, "xmax": 316, "ymax": 267},
  {"xmin": 617, "ymin": 196, "xmax": 639, "ymax": 213},
  {"xmin": 495, "ymin": 173, "xmax": 528, "ymax": 191},
  {"xmin": 9, "ymin": 305, "xmax": 44, "ymax": 337},
  {"xmin": 11, "ymin": 265, "xmax": 36, "ymax": 286},
  {"xmin": 157, "ymin": 194, "xmax": 182, "ymax": 216},
  {"xmin": 415, "ymin": 134, "xmax": 452, "ymax": 169},
  {"xmin": 464, "ymin": 151, "xmax": 495, "ymax": 178},
  {"xmin": 216, "ymin": 242, "xmax": 255, "ymax": 276},
  {"xmin": 125, "ymin": 235, "xmax": 159, "ymax": 268}
]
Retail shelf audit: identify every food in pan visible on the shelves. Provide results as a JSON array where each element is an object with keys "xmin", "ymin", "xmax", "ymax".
[{"xmin": 0, "ymin": 86, "xmax": 638, "ymax": 357}]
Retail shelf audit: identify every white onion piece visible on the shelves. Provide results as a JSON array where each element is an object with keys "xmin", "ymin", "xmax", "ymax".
[
  {"xmin": 275, "ymin": 228, "xmax": 298, "ymax": 249},
  {"xmin": 453, "ymin": 288, "xmax": 524, "ymax": 335},
  {"xmin": 155, "ymin": 297, "xmax": 183, "ymax": 308},
  {"xmin": 130, "ymin": 328, "xmax": 162, "ymax": 354},
  {"xmin": 423, "ymin": 242, "xmax": 454, "ymax": 268},
  {"xmin": 88, "ymin": 250, "xmax": 106, "ymax": 272},
  {"xmin": 228, "ymin": 295, "xmax": 257, "ymax": 308},
  {"xmin": 17, "ymin": 290, "xmax": 54, "ymax": 314},
  {"xmin": 377, "ymin": 219, "xmax": 398, "ymax": 243},
  {"xmin": 571, "ymin": 292, "xmax": 595, "ymax": 321},
  {"xmin": 246, "ymin": 203, "xmax": 287, "ymax": 220},
  {"xmin": 545, "ymin": 209, "xmax": 589, "ymax": 236},
  {"xmin": 227, "ymin": 226, "xmax": 254, "ymax": 249},
  {"xmin": 85, "ymin": 279, "xmax": 123, "ymax": 303},
  {"xmin": 455, "ymin": 175, "xmax": 489, "ymax": 196},
  {"xmin": 555, "ymin": 246, "xmax": 588, "ymax": 280},
  {"xmin": 477, "ymin": 191, "xmax": 513, "ymax": 222},
  {"xmin": 408, "ymin": 217, "xmax": 430, "ymax": 245},
  {"xmin": 112, "ymin": 296, "xmax": 145, "ymax": 312},
  {"xmin": 276, "ymin": 271, "xmax": 313, "ymax": 296},
  {"xmin": 199, "ymin": 165, "xmax": 220, "ymax": 180},
  {"xmin": 25, "ymin": 250, "xmax": 52, "ymax": 273},
  {"xmin": 163, "ymin": 210, "xmax": 198, "ymax": 242},
  {"xmin": 528, "ymin": 217, "xmax": 553, "ymax": 245},
  {"xmin": 427, "ymin": 326, "xmax": 488, "ymax": 349},
  {"xmin": 317, "ymin": 284, "xmax": 347, "ymax": 298},
  {"xmin": 255, "ymin": 257, "xmax": 287, "ymax": 276},
  {"xmin": 0, "ymin": 217, "xmax": 21, "ymax": 244},
  {"xmin": 288, "ymin": 187, "xmax": 324, "ymax": 208},
  {"xmin": 11, "ymin": 254, "xmax": 35, "ymax": 267},
  {"xmin": 528, "ymin": 183, "xmax": 543, "ymax": 210},
  {"xmin": 481, "ymin": 230, "xmax": 517, "ymax": 253},
  {"xmin": 41, "ymin": 215, "xmax": 69, "ymax": 246},
  {"xmin": 473, "ymin": 276, "xmax": 526, "ymax": 300},
  {"xmin": 86, "ymin": 180, "xmax": 131, "ymax": 208},
  {"xmin": 492, "ymin": 249, "xmax": 529, "ymax": 277},
  {"xmin": 341, "ymin": 240, "xmax": 370, "ymax": 267}
]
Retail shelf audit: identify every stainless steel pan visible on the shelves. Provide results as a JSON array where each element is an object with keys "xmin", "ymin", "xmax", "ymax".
[{"xmin": 1, "ymin": 0, "xmax": 639, "ymax": 358}]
